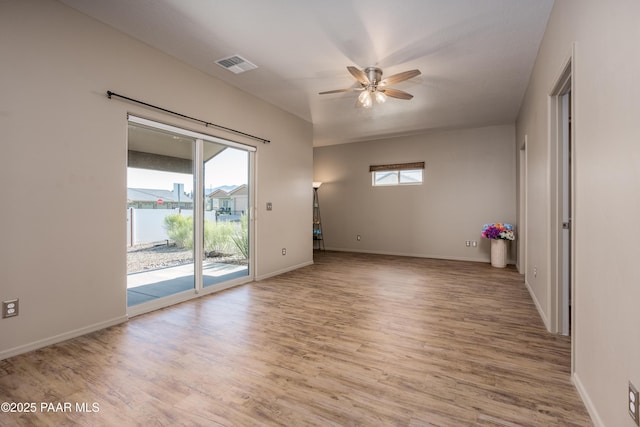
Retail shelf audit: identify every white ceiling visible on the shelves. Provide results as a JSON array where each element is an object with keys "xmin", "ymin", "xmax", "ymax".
[{"xmin": 60, "ymin": 0, "xmax": 554, "ymax": 147}]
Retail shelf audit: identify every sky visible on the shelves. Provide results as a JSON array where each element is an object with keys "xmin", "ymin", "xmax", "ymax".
[{"xmin": 127, "ymin": 148, "xmax": 248, "ymax": 194}]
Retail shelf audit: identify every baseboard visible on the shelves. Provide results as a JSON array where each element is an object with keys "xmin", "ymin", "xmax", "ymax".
[
  {"xmin": 324, "ymin": 247, "xmax": 516, "ymax": 265},
  {"xmin": 0, "ymin": 315, "xmax": 129, "ymax": 361},
  {"xmin": 523, "ymin": 277, "xmax": 550, "ymax": 331},
  {"xmin": 573, "ymin": 372, "xmax": 604, "ymax": 427},
  {"xmin": 255, "ymin": 260, "xmax": 314, "ymax": 281}
]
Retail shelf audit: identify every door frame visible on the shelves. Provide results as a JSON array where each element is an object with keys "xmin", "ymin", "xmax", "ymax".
[
  {"xmin": 126, "ymin": 115, "xmax": 256, "ymax": 317},
  {"xmin": 518, "ymin": 135, "xmax": 527, "ymax": 276},
  {"xmin": 548, "ymin": 49, "xmax": 575, "ymax": 351}
]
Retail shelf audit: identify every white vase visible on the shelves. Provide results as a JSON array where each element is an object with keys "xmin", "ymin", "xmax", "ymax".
[{"xmin": 490, "ymin": 239, "xmax": 507, "ymax": 268}]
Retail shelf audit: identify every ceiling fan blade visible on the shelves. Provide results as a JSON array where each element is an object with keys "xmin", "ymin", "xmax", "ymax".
[
  {"xmin": 347, "ymin": 66, "xmax": 370, "ymax": 86},
  {"xmin": 380, "ymin": 88, "xmax": 414, "ymax": 100},
  {"xmin": 319, "ymin": 88, "xmax": 363, "ymax": 95},
  {"xmin": 380, "ymin": 69, "xmax": 421, "ymax": 86}
]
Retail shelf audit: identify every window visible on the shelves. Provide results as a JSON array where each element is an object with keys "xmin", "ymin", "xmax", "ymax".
[{"xmin": 370, "ymin": 162, "xmax": 425, "ymax": 186}]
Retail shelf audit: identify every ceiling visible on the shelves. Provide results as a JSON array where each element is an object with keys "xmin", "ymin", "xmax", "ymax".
[{"xmin": 60, "ymin": 0, "xmax": 554, "ymax": 147}]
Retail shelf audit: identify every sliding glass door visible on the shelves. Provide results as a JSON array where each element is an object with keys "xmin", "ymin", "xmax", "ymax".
[
  {"xmin": 126, "ymin": 122, "xmax": 195, "ymax": 306},
  {"xmin": 126, "ymin": 116, "xmax": 254, "ymax": 312},
  {"xmin": 202, "ymin": 142, "xmax": 250, "ymax": 287}
]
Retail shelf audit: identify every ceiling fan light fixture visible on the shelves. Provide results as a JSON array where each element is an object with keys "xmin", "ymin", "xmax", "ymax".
[
  {"xmin": 321, "ymin": 66, "xmax": 420, "ymax": 106},
  {"xmin": 358, "ymin": 90, "xmax": 372, "ymax": 108}
]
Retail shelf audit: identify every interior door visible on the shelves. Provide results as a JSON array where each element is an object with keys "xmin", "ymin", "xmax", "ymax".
[{"xmin": 561, "ymin": 92, "xmax": 572, "ymax": 335}]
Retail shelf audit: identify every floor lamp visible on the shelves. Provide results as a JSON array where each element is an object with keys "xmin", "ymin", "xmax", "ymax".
[{"xmin": 313, "ymin": 182, "xmax": 325, "ymax": 250}]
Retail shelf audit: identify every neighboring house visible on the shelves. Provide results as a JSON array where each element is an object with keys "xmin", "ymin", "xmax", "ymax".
[
  {"xmin": 206, "ymin": 184, "xmax": 248, "ymax": 215},
  {"xmin": 127, "ymin": 183, "xmax": 193, "ymax": 209}
]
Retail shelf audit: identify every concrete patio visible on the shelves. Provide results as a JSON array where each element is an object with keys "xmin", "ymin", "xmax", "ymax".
[{"xmin": 127, "ymin": 262, "xmax": 248, "ymax": 306}]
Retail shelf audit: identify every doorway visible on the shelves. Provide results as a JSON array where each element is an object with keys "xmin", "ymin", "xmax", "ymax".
[
  {"xmin": 518, "ymin": 136, "xmax": 527, "ymax": 276},
  {"xmin": 550, "ymin": 58, "xmax": 573, "ymax": 338},
  {"xmin": 560, "ymin": 91, "xmax": 572, "ymax": 336},
  {"xmin": 126, "ymin": 116, "xmax": 255, "ymax": 315}
]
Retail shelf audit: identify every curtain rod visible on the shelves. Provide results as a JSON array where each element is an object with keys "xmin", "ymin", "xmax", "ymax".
[{"xmin": 106, "ymin": 90, "xmax": 271, "ymax": 144}]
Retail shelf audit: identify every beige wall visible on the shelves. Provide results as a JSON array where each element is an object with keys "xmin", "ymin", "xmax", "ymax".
[
  {"xmin": 517, "ymin": 0, "xmax": 640, "ymax": 425},
  {"xmin": 313, "ymin": 125, "xmax": 516, "ymax": 262},
  {"xmin": 0, "ymin": 0, "xmax": 313, "ymax": 358}
]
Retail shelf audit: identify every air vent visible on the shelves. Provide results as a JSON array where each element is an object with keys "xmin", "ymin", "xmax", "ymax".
[{"xmin": 215, "ymin": 55, "xmax": 258, "ymax": 74}]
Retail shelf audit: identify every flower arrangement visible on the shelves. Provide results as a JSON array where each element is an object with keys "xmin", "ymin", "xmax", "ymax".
[{"xmin": 482, "ymin": 223, "xmax": 515, "ymax": 241}]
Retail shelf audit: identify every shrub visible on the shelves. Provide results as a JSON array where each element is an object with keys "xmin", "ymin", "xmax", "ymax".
[
  {"xmin": 204, "ymin": 219, "xmax": 235, "ymax": 254},
  {"xmin": 165, "ymin": 213, "xmax": 248, "ymax": 258},
  {"xmin": 164, "ymin": 214, "xmax": 193, "ymax": 248},
  {"xmin": 230, "ymin": 214, "xmax": 249, "ymax": 259}
]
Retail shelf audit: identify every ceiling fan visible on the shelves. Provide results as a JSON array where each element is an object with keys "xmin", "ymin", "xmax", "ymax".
[{"xmin": 319, "ymin": 66, "xmax": 421, "ymax": 108}]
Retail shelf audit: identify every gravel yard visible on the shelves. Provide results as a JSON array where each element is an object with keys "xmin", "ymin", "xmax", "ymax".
[{"xmin": 127, "ymin": 242, "xmax": 247, "ymax": 273}]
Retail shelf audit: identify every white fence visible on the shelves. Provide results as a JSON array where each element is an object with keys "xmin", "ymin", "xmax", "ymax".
[{"xmin": 127, "ymin": 209, "xmax": 220, "ymax": 246}]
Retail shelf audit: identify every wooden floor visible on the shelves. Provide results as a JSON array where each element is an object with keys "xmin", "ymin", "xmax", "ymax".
[{"xmin": 0, "ymin": 251, "xmax": 592, "ymax": 426}]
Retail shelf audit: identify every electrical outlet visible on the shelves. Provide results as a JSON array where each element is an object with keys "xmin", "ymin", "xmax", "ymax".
[
  {"xmin": 465, "ymin": 241, "xmax": 471, "ymax": 247},
  {"xmin": 2, "ymin": 299, "xmax": 19, "ymax": 318},
  {"xmin": 281, "ymin": 248, "xmax": 286, "ymax": 256},
  {"xmin": 266, "ymin": 202, "xmax": 273, "ymax": 211},
  {"xmin": 533, "ymin": 266, "xmax": 537, "ymax": 278},
  {"xmin": 357, "ymin": 235, "xmax": 361, "ymax": 241},
  {"xmin": 630, "ymin": 382, "xmax": 639, "ymax": 425}
]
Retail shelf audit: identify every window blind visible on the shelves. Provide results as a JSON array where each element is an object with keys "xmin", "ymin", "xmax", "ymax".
[{"xmin": 369, "ymin": 161, "xmax": 425, "ymax": 172}]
